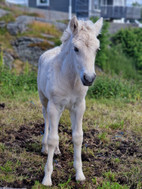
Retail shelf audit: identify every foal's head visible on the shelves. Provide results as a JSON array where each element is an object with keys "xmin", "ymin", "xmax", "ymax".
[{"xmin": 61, "ymin": 16, "xmax": 103, "ymax": 86}]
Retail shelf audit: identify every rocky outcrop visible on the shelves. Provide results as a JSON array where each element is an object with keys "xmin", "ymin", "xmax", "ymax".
[
  {"xmin": 0, "ymin": 50, "xmax": 14, "ymax": 69},
  {"xmin": 0, "ymin": 8, "xmax": 9, "ymax": 18},
  {"xmin": 7, "ymin": 15, "xmax": 35, "ymax": 35},
  {"xmin": 11, "ymin": 37, "xmax": 46, "ymax": 66},
  {"xmin": 0, "ymin": 21, "xmax": 6, "ymax": 28}
]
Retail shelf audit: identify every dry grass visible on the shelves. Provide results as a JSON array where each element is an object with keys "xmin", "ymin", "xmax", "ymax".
[{"xmin": 28, "ymin": 21, "xmax": 61, "ymax": 38}]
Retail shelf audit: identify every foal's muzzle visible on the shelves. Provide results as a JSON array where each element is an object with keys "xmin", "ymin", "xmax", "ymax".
[{"xmin": 81, "ymin": 73, "xmax": 96, "ymax": 86}]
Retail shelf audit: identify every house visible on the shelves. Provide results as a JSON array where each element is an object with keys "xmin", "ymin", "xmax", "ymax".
[
  {"xmin": 6, "ymin": 0, "xmax": 141, "ymax": 20},
  {"xmin": 27, "ymin": 0, "xmax": 76, "ymax": 13},
  {"xmin": 27, "ymin": 0, "xmax": 141, "ymax": 20}
]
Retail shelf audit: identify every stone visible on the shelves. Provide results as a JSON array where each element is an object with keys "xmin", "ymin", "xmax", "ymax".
[
  {"xmin": 11, "ymin": 37, "xmax": 45, "ymax": 66},
  {"xmin": 0, "ymin": 8, "xmax": 10, "ymax": 18},
  {"xmin": 2, "ymin": 51, "xmax": 14, "ymax": 69},
  {"xmin": 0, "ymin": 21, "xmax": 6, "ymax": 28},
  {"xmin": 7, "ymin": 15, "xmax": 35, "ymax": 35},
  {"xmin": 53, "ymin": 22, "xmax": 67, "ymax": 32}
]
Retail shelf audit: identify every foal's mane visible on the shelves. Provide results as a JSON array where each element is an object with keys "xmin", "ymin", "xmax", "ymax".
[{"xmin": 61, "ymin": 20, "xmax": 95, "ymax": 44}]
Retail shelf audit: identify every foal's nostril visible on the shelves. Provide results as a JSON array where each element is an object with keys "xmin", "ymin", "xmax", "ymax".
[
  {"xmin": 82, "ymin": 73, "xmax": 96, "ymax": 86},
  {"xmin": 83, "ymin": 73, "xmax": 96, "ymax": 83}
]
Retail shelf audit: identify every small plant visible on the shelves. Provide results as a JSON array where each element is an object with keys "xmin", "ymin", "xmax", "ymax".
[
  {"xmin": 98, "ymin": 132, "xmax": 109, "ymax": 142},
  {"xmin": 24, "ymin": 61, "xmax": 30, "ymax": 75},
  {"xmin": 0, "ymin": 161, "xmax": 13, "ymax": 173},
  {"xmin": 98, "ymin": 181, "xmax": 129, "ymax": 189},
  {"xmin": 92, "ymin": 177, "xmax": 97, "ymax": 184},
  {"xmin": 114, "ymin": 158, "xmax": 120, "ymax": 164},
  {"xmin": 58, "ymin": 176, "xmax": 71, "ymax": 189},
  {"xmin": 108, "ymin": 120, "xmax": 124, "ymax": 130},
  {"xmin": 103, "ymin": 171, "xmax": 116, "ymax": 182}
]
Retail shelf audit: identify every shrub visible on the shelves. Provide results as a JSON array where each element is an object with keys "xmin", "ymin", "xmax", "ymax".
[
  {"xmin": 88, "ymin": 75, "xmax": 139, "ymax": 99},
  {"xmin": 91, "ymin": 17, "xmax": 110, "ymax": 69},
  {"xmin": 104, "ymin": 45, "xmax": 138, "ymax": 80},
  {"xmin": 111, "ymin": 28, "xmax": 142, "ymax": 70}
]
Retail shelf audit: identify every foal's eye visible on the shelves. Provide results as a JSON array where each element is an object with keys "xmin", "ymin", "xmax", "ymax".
[{"xmin": 74, "ymin": 47, "xmax": 79, "ymax": 52}]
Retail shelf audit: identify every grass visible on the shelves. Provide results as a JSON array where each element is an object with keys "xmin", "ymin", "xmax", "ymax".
[
  {"xmin": 0, "ymin": 84, "xmax": 142, "ymax": 188},
  {"xmin": 26, "ymin": 21, "xmax": 61, "ymax": 38}
]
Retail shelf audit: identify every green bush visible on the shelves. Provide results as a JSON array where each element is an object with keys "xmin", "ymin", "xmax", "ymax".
[
  {"xmin": 88, "ymin": 75, "xmax": 139, "ymax": 99},
  {"xmin": 111, "ymin": 28, "xmax": 142, "ymax": 70},
  {"xmin": 104, "ymin": 45, "xmax": 139, "ymax": 80},
  {"xmin": 91, "ymin": 17, "xmax": 110, "ymax": 69}
]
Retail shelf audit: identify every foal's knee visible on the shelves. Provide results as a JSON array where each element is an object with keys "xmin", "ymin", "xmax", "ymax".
[
  {"xmin": 72, "ymin": 131, "xmax": 83, "ymax": 146},
  {"xmin": 47, "ymin": 134, "xmax": 59, "ymax": 147}
]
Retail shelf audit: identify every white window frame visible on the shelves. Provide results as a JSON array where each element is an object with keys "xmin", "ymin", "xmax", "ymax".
[{"xmin": 36, "ymin": 0, "xmax": 50, "ymax": 6}]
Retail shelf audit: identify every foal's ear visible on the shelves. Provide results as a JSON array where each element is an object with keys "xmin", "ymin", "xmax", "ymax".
[
  {"xmin": 94, "ymin": 17, "xmax": 103, "ymax": 36},
  {"xmin": 70, "ymin": 16, "xmax": 78, "ymax": 35}
]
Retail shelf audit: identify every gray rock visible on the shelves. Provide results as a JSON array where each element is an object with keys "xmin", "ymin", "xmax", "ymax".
[
  {"xmin": 7, "ymin": 15, "xmax": 35, "ymax": 35},
  {"xmin": 11, "ymin": 37, "xmax": 45, "ymax": 66},
  {"xmin": 1, "ymin": 51, "xmax": 14, "ymax": 69},
  {"xmin": 53, "ymin": 22, "xmax": 67, "ymax": 32},
  {"xmin": 0, "ymin": 8, "xmax": 10, "ymax": 18},
  {"xmin": 41, "ymin": 33, "xmax": 55, "ymax": 39},
  {"xmin": 0, "ymin": 21, "xmax": 6, "ymax": 28}
]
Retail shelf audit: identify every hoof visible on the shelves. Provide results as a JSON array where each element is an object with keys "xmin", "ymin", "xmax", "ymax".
[
  {"xmin": 42, "ymin": 176, "xmax": 52, "ymax": 186},
  {"xmin": 41, "ymin": 145, "xmax": 48, "ymax": 155},
  {"xmin": 76, "ymin": 172, "xmax": 86, "ymax": 181}
]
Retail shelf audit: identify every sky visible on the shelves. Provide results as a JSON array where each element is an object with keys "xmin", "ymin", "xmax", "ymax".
[
  {"xmin": 5, "ymin": 0, "xmax": 28, "ymax": 5},
  {"xmin": 127, "ymin": 0, "xmax": 142, "ymax": 5}
]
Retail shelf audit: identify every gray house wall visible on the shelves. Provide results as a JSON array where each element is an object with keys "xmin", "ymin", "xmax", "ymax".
[{"xmin": 28, "ymin": 0, "xmax": 76, "ymax": 13}]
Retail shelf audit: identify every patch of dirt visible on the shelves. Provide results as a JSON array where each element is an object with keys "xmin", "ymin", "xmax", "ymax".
[
  {"xmin": 0, "ymin": 103, "xmax": 5, "ymax": 110},
  {"xmin": 0, "ymin": 122, "xmax": 142, "ymax": 188}
]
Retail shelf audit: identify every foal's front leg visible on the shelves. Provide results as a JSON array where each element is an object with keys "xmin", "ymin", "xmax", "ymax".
[
  {"xmin": 70, "ymin": 99, "xmax": 86, "ymax": 181},
  {"xmin": 42, "ymin": 101, "xmax": 61, "ymax": 186}
]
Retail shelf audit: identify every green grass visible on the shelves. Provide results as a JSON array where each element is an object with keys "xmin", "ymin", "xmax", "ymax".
[
  {"xmin": 0, "ymin": 13, "xmax": 15, "ymax": 23},
  {"xmin": 97, "ymin": 181, "xmax": 129, "ymax": 189}
]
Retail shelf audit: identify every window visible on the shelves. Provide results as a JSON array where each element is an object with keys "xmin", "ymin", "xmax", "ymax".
[
  {"xmin": 94, "ymin": 0, "xmax": 101, "ymax": 9},
  {"xmin": 36, "ymin": 0, "xmax": 49, "ymax": 6}
]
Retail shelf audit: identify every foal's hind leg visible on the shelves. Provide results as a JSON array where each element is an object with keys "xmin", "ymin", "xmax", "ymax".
[
  {"xmin": 42, "ymin": 101, "xmax": 62, "ymax": 186},
  {"xmin": 39, "ymin": 92, "xmax": 60, "ymax": 155}
]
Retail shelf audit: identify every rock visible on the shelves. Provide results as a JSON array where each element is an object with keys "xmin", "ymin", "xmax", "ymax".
[
  {"xmin": 47, "ymin": 40, "xmax": 55, "ymax": 46},
  {"xmin": 41, "ymin": 33, "xmax": 55, "ymax": 39},
  {"xmin": 7, "ymin": 15, "xmax": 35, "ymax": 35},
  {"xmin": 0, "ymin": 8, "xmax": 10, "ymax": 18},
  {"xmin": 7, "ymin": 22, "xmax": 20, "ymax": 35},
  {"xmin": 54, "ymin": 22, "xmax": 67, "ymax": 32},
  {"xmin": 0, "ymin": 21, "xmax": 6, "ymax": 28},
  {"xmin": 11, "ymin": 37, "xmax": 45, "ymax": 66},
  {"xmin": 1, "ymin": 51, "xmax": 14, "ymax": 69}
]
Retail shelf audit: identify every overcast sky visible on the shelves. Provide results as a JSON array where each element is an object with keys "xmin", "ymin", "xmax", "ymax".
[{"xmin": 127, "ymin": 0, "xmax": 142, "ymax": 5}]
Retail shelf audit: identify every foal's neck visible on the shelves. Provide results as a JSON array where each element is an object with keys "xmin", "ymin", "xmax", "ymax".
[{"xmin": 59, "ymin": 42, "xmax": 78, "ymax": 84}]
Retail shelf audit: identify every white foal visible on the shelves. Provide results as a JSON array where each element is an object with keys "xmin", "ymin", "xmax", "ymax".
[{"xmin": 37, "ymin": 16, "xmax": 103, "ymax": 186}]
